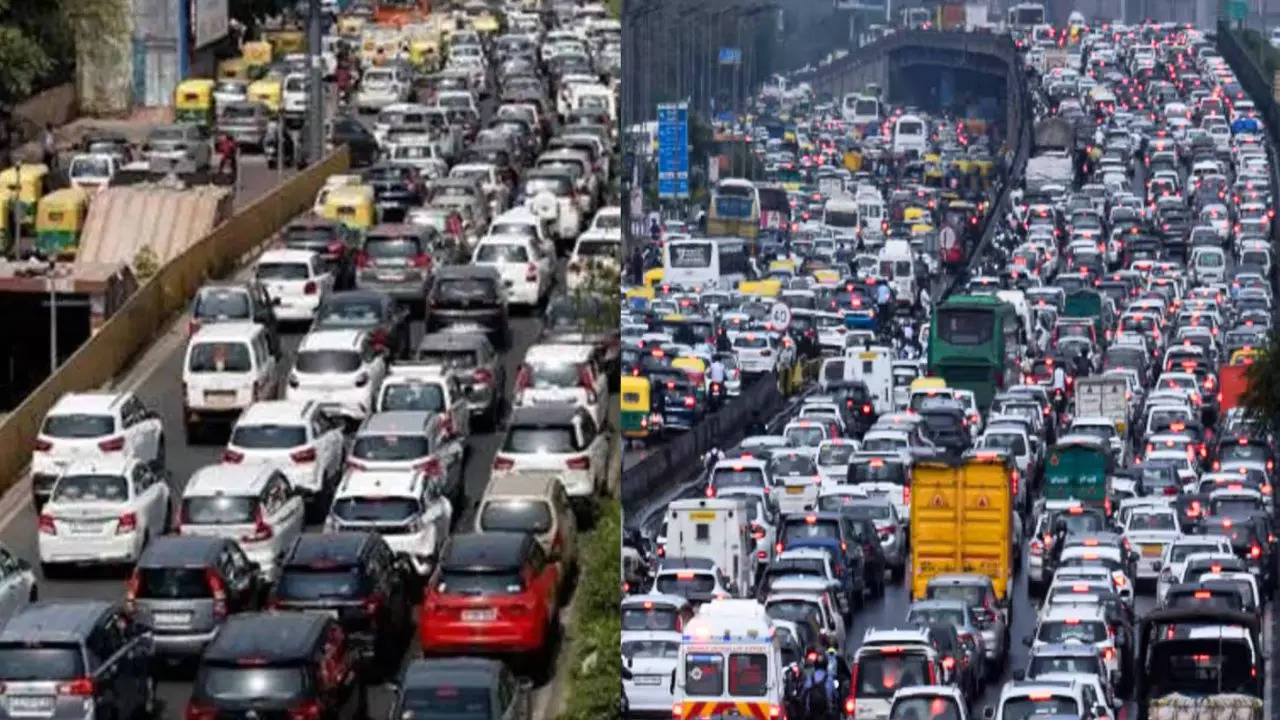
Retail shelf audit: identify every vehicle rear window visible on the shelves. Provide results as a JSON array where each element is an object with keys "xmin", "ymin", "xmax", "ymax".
[
  {"xmin": 906, "ymin": 607, "xmax": 967, "ymax": 627},
  {"xmin": 479, "ymin": 500, "xmax": 553, "ymax": 534},
  {"xmin": 728, "ymin": 653, "xmax": 768, "ymax": 696},
  {"xmin": 1000, "ymin": 696, "xmax": 1079, "ymax": 720},
  {"xmin": 295, "ymin": 350, "xmax": 361, "ymax": 374},
  {"xmin": 475, "ymin": 243, "xmax": 529, "ymax": 263},
  {"xmin": 42, "ymin": 413, "xmax": 115, "ymax": 438},
  {"xmin": 1028, "ymin": 654, "xmax": 1101, "ymax": 678},
  {"xmin": 855, "ymin": 653, "xmax": 931, "ymax": 697},
  {"xmin": 275, "ymin": 566, "xmax": 367, "ymax": 600},
  {"xmin": 136, "ymin": 567, "xmax": 212, "ymax": 599},
  {"xmin": 711, "ymin": 467, "xmax": 765, "ymax": 488},
  {"xmin": 622, "ymin": 606, "xmax": 680, "ymax": 632},
  {"xmin": 528, "ymin": 361, "xmax": 580, "ymax": 388},
  {"xmin": 255, "ymin": 263, "xmax": 310, "ymax": 281},
  {"xmin": 621, "ymin": 640, "xmax": 680, "ymax": 659},
  {"xmin": 781, "ymin": 519, "xmax": 839, "ymax": 542},
  {"xmin": 330, "ymin": 497, "xmax": 420, "ymax": 523},
  {"xmin": 849, "ymin": 461, "xmax": 905, "ymax": 484},
  {"xmin": 318, "ymin": 299, "xmax": 381, "ymax": 325},
  {"xmin": 685, "ymin": 653, "xmax": 724, "ymax": 695},
  {"xmin": 400, "ymin": 686, "xmax": 490, "ymax": 717},
  {"xmin": 656, "ymin": 572, "xmax": 715, "ymax": 596},
  {"xmin": 1038, "ymin": 620, "xmax": 1107, "ymax": 643},
  {"xmin": 196, "ymin": 665, "xmax": 306, "ymax": 701},
  {"xmin": 352, "ymin": 434, "xmax": 431, "ymax": 461},
  {"xmin": 439, "ymin": 570, "xmax": 524, "ymax": 595},
  {"xmin": 818, "ymin": 444, "xmax": 857, "ymax": 465},
  {"xmin": 379, "ymin": 383, "xmax": 446, "ymax": 412},
  {"xmin": 364, "ymin": 236, "xmax": 421, "ymax": 258},
  {"xmin": 936, "ymin": 309, "xmax": 992, "ymax": 345},
  {"xmin": 231, "ymin": 425, "xmax": 307, "ymax": 449},
  {"xmin": 188, "ymin": 342, "xmax": 253, "ymax": 373},
  {"xmin": 0, "ymin": 644, "xmax": 84, "ymax": 680},
  {"xmin": 436, "ymin": 277, "xmax": 498, "ymax": 301},
  {"xmin": 415, "ymin": 350, "xmax": 479, "ymax": 369},
  {"xmin": 51, "ymin": 474, "xmax": 127, "ymax": 503},
  {"xmin": 504, "ymin": 427, "xmax": 577, "ymax": 454},
  {"xmin": 771, "ymin": 454, "xmax": 814, "ymax": 476},
  {"xmin": 926, "ymin": 585, "xmax": 985, "ymax": 607},
  {"xmin": 194, "ymin": 290, "xmax": 251, "ymax": 320},
  {"xmin": 183, "ymin": 496, "xmax": 257, "ymax": 525}
]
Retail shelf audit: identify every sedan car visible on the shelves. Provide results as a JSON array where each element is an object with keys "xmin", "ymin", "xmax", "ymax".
[{"xmin": 311, "ymin": 290, "xmax": 411, "ymax": 360}]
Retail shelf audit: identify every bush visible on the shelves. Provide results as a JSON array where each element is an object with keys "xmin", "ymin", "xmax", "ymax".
[{"xmin": 556, "ymin": 498, "xmax": 621, "ymax": 720}]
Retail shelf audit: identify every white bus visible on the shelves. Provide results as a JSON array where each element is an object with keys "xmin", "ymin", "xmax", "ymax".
[
  {"xmin": 842, "ymin": 93, "xmax": 882, "ymax": 127},
  {"xmin": 663, "ymin": 237, "xmax": 751, "ymax": 290},
  {"xmin": 893, "ymin": 114, "xmax": 928, "ymax": 158},
  {"xmin": 1007, "ymin": 2, "xmax": 1046, "ymax": 28},
  {"xmin": 822, "ymin": 197, "xmax": 860, "ymax": 240}
]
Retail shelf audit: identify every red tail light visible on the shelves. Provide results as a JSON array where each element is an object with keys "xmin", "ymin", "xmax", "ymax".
[
  {"xmin": 416, "ymin": 457, "xmax": 442, "ymax": 476},
  {"xmin": 98, "ymin": 436, "xmax": 125, "ymax": 452},
  {"xmin": 566, "ymin": 456, "xmax": 590, "ymax": 470},
  {"xmin": 116, "ymin": 512, "xmax": 137, "ymax": 535},
  {"xmin": 775, "ymin": 541, "xmax": 784, "ymax": 554},
  {"xmin": 38, "ymin": 514, "xmax": 55, "ymax": 535},
  {"xmin": 472, "ymin": 368, "xmax": 494, "ymax": 385},
  {"xmin": 355, "ymin": 251, "xmax": 370, "ymax": 268},
  {"xmin": 903, "ymin": 486, "xmax": 911, "ymax": 506},
  {"xmin": 291, "ymin": 446, "xmax": 316, "ymax": 463},
  {"xmin": 1251, "ymin": 544, "xmax": 1262, "ymax": 559},
  {"xmin": 288, "ymin": 700, "xmax": 323, "ymax": 720},
  {"xmin": 412, "ymin": 254, "xmax": 432, "ymax": 268},
  {"xmin": 363, "ymin": 593, "xmax": 384, "ymax": 615},
  {"xmin": 303, "ymin": 281, "xmax": 317, "ymax": 295},
  {"xmin": 525, "ymin": 262, "xmax": 538, "ymax": 281},
  {"xmin": 185, "ymin": 703, "xmax": 217, "ymax": 720},
  {"xmin": 33, "ymin": 438, "xmax": 51, "ymax": 452},
  {"xmin": 862, "ymin": 403, "xmax": 872, "ymax": 414},
  {"xmin": 125, "ymin": 568, "xmax": 140, "ymax": 611},
  {"xmin": 241, "ymin": 507, "xmax": 273, "ymax": 543},
  {"xmin": 492, "ymin": 456, "xmax": 515, "ymax": 470},
  {"xmin": 222, "ymin": 449, "xmax": 245, "ymax": 463},
  {"xmin": 57, "ymin": 678, "xmax": 94, "ymax": 696},
  {"xmin": 188, "ymin": 319, "xmax": 202, "ymax": 336}
]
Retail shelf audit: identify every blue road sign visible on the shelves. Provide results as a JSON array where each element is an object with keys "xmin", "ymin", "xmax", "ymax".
[
  {"xmin": 657, "ymin": 103, "xmax": 689, "ymax": 198},
  {"xmin": 719, "ymin": 47, "xmax": 742, "ymax": 65}
]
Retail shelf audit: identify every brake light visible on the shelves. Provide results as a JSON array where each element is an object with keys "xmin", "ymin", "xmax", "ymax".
[
  {"xmin": 525, "ymin": 262, "xmax": 538, "ymax": 282},
  {"xmin": 472, "ymin": 367, "xmax": 494, "ymax": 385},
  {"xmin": 492, "ymin": 456, "xmax": 515, "ymax": 471},
  {"xmin": 116, "ymin": 512, "xmax": 137, "ymax": 535},
  {"xmin": 221, "ymin": 448, "xmax": 244, "ymax": 463},
  {"xmin": 57, "ymin": 678, "xmax": 94, "ymax": 696},
  {"xmin": 185, "ymin": 703, "xmax": 216, "ymax": 720},
  {"xmin": 355, "ymin": 251, "xmax": 370, "ymax": 268},
  {"xmin": 288, "ymin": 699, "xmax": 323, "ymax": 720},
  {"xmin": 566, "ymin": 456, "xmax": 590, "ymax": 470},
  {"xmin": 33, "ymin": 438, "xmax": 51, "ymax": 452},
  {"xmin": 291, "ymin": 446, "xmax": 316, "ymax": 463},
  {"xmin": 241, "ymin": 507, "xmax": 273, "ymax": 543},
  {"xmin": 416, "ymin": 457, "xmax": 442, "ymax": 476},
  {"xmin": 98, "ymin": 436, "xmax": 125, "ymax": 452},
  {"xmin": 207, "ymin": 568, "xmax": 228, "ymax": 619},
  {"xmin": 303, "ymin": 281, "xmax": 317, "ymax": 295},
  {"xmin": 412, "ymin": 254, "xmax": 432, "ymax": 268}
]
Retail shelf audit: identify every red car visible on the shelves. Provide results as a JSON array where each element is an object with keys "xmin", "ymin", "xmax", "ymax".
[{"xmin": 420, "ymin": 532, "xmax": 561, "ymax": 657}]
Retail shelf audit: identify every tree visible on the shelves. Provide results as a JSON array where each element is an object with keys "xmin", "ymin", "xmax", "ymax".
[
  {"xmin": 1240, "ymin": 330, "xmax": 1280, "ymax": 437},
  {"xmin": 0, "ymin": 0, "xmax": 73, "ymax": 109}
]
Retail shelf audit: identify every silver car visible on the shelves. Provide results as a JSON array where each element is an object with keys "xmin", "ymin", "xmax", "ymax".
[
  {"xmin": 130, "ymin": 535, "xmax": 265, "ymax": 658},
  {"xmin": 923, "ymin": 573, "xmax": 1009, "ymax": 678},
  {"xmin": 216, "ymin": 101, "xmax": 270, "ymax": 149},
  {"xmin": 834, "ymin": 497, "xmax": 906, "ymax": 578},
  {"xmin": 145, "ymin": 123, "xmax": 210, "ymax": 175}
]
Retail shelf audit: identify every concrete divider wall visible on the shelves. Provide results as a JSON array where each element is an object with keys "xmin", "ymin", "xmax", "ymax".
[{"xmin": 0, "ymin": 146, "xmax": 351, "ymax": 491}]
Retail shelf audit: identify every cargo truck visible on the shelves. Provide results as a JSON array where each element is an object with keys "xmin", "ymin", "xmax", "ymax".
[
  {"xmin": 909, "ymin": 452, "xmax": 1014, "ymax": 605},
  {"xmin": 662, "ymin": 498, "xmax": 756, "ymax": 596},
  {"xmin": 1073, "ymin": 375, "xmax": 1129, "ymax": 434},
  {"xmin": 1043, "ymin": 435, "xmax": 1114, "ymax": 515}
]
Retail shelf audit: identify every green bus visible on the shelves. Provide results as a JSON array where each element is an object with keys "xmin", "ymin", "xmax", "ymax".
[
  {"xmin": 928, "ymin": 294, "xmax": 1022, "ymax": 411},
  {"xmin": 1062, "ymin": 288, "xmax": 1108, "ymax": 340},
  {"xmin": 1043, "ymin": 435, "xmax": 1113, "ymax": 510}
]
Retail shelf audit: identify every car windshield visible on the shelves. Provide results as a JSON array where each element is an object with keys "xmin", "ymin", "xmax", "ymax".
[
  {"xmin": 576, "ymin": 239, "xmax": 620, "ymax": 258},
  {"xmin": 331, "ymin": 496, "xmax": 420, "ymax": 523},
  {"xmin": 849, "ymin": 461, "xmax": 905, "ymax": 484},
  {"xmin": 479, "ymin": 500, "xmax": 553, "ymax": 534},
  {"xmin": 622, "ymin": 606, "xmax": 680, "ymax": 632},
  {"xmin": 890, "ymin": 697, "xmax": 963, "ymax": 720},
  {"xmin": 416, "ymin": 349, "xmax": 479, "ymax": 368},
  {"xmin": 194, "ymin": 290, "xmax": 251, "ymax": 320},
  {"xmin": 1039, "ymin": 620, "xmax": 1107, "ymax": 643},
  {"xmin": 0, "ymin": 645, "xmax": 84, "ymax": 680},
  {"xmin": 1028, "ymin": 654, "xmax": 1101, "ymax": 677},
  {"xmin": 1129, "ymin": 512, "xmax": 1176, "ymax": 530},
  {"xmin": 379, "ymin": 383, "xmax": 446, "ymax": 412},
  {"xmin": 276, "ymin": 566, "xmax": 367, "ymax": 600},
  {"xmin": 231, "ymin": 424, "xmax": 307, "ymax": 449},
  {"xmin": 437, "ymin": 277, "xmax": 497, "ymax": 301},
  {"xmin": 504, "ymin": 427, "xmax": 576, "ymax": 454},
  {"xmin": 364, "ymin": 236, "xmax": 421, "ymax": 258},
  {"xmin": 782, "ymin": 519, "xmax": 838, "ymax": 541},
  {"xmin": 51, "ymin": 474, "xmax": 128, "ymax": 503},
  {"xmin": 352, "ymin": 434, "xmax": 430, "ymax": 461},
  {"xmin": 256, "ymin": 263, "xmax": 310, "ymax": 280},
  {"xmin": 1000, "ymin": 697, "xmax": 1079, "ymax": 720},
  {"xmin": 771, "ymin": 454, "xmax": 814, "ymax": 476},
  {"xmin": 528, "ymin": 361, "xmax": 579, "ymax": 389},
  {"xmin": 657, "ymin": 572, "xmax": 715, "ymax": 595},
  {"xmin": 319, "ymin": 299, "xmax": 381, "ymax": 325},
  {"xmin": 296, "ymin": 350, "xmax": 361, "ymax": 374},
  {"xmin": 197, "ymin": 666, "xmax": 306, "ymax": 702},
  {"xmin": 42, "ymin": 413, "xmax": 114, "ymax": 438},
  {"xmin": 188, "ymin": 342, "xmax": 253, "ymax": 373},
  {"xmin": 439, "ymin": 569, "xmax": 524, "ymax": 595},
  {"xmin": 182, "ymin": 496, "xmax": 257, "ymax": 525},
  {"xmin": 855, "ymin": 654, "xmax": 931, "ymax": 697},
  {"xmin": 476, "ymin": 243, "xmax": 529, "ymax": 263},
  {"xmin": 399, "ymin": 686, "xmax": 491, "ymax": 719},
  {"xmin": 136, "ymin": 567, "xmax": 212, "ymax": 599}
]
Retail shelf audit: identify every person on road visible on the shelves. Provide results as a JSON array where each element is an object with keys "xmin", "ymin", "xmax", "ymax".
[
  {"xmin": 1051, "ymin": 360, "xmax": 1067, "ymax": 412},
  {"xmin": 875, "ymin": 282, "xmax": 892, "ymax": 335},
  {"xmin": 216, "ymin": 133, "xmax": 237, "ymax": 180},
  {"xmin": 335, "ymin": 63, "xmax": 353, "ymax": 105},
  {"xmin": 41, "ymin": 124, "xmax": 56, "ymax": 169}
]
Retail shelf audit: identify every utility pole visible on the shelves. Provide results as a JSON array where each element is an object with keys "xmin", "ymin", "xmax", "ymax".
[
  {"xmin": 47, "ymin": 260, "xmax": 57, "ymax": 374},
  {"xmin": 305, "ymin": 0, "xmax": 324, "ymax": 164}
]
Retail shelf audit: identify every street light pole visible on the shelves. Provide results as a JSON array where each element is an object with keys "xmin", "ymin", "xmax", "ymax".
[
  {"xmin": 306, "ymin": 0, "xmax": 325, "ymax": 164},
  {"xmin": 47, "ymin": 261, "xmax": 57, "ymax": 374}
]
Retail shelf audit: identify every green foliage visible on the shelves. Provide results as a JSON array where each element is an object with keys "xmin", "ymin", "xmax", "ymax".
[
  {"xmin": 568, "ymin": 259, "xmax": 621, "ymax": 335},
  {"xmin": 556, "ymin": 498, "xmax": 622, "ymax": 720},
  {"xmin": 1240, "ymin": 330, "xmax": 1280, "ymax": 438}
]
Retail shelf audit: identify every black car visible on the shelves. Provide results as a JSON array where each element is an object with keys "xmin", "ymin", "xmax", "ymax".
[
  {"xmin": 187, "ymin": 612, "xmax": 358, "ymax": 719},
  {"xmin": 311, "ymin": 290, "xmax": 412, "ymax": 359},
  {"xmin": 425, "ymin": 265, "xmax": 511, "ymax": 349},
  {"xmin": 281, "ymin": 218, "xmax": 360, "ymax": 290},
  {"xmin": 268, "ymin": 533, "xmax": 414, "ymax": 677},
  {"xmin": 0, "ymin": 601, "xmax": 154, "ymax": 719},
  {"xmin": 847, "ymin": 517, "xmax": 888, "ymax": 597},
  {"xmin": 329, "ymin": 115, "xmax": 379, "ymax": 167},
  {"xmin": 391, "ymin": 658, "xmax": 533, "ymax": 720}
]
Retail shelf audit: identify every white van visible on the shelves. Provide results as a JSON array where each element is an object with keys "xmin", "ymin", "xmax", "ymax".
[
  {"xmin": 663, "ymin": 498, "xmax": 755, "ymax": 597},
  {"xmin": 182, "ymin": 322, "xmax": 281, "ymax": 441},
  {"xmin": 893, "ymin": 114, "xmax": 928, "ymax": 157},
  {"xmin": 877, "ymin": 239, "xmax": 917, "ymax": 308},
  {"xmin": 847, "ymin": 345, "xmax": 894, "ymax": 414},
  {"xmin": 843, "ymin": 93, "xmax": 881, "ymax": 127},
  {"xmin": 675, "ymin": 599, "xmax": 785, "ymax": 720}
]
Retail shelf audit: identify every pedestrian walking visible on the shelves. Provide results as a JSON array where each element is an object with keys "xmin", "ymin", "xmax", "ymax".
[{"xmin": 40, "ymin": 124, "xmax": 56, "ymax": 169}]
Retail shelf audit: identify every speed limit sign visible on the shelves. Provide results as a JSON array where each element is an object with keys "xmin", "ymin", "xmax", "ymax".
[{"xmin": 769, "ymin": 302, "xmax": 792, "ymax": 329}]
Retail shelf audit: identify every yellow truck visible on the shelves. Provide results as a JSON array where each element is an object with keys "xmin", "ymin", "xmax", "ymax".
[{"xmin": 910, "ymin": 451, "xmax": 1014, "ymax": 602}]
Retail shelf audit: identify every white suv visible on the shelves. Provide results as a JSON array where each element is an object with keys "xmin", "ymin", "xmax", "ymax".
[
  {"xmin": 32, "ymin": 392, "xmax": 164, "ymax": 510},
  {"xmin": 325, "ymin": 468, "xmax": 453, "ymax": 577},
  {"xmin": 254, "ymin": 248, "xmax": 333, "ymax": 323},
  {"xmin": 286, "ymin": 329, "xmax": 388, "ymax": 425},
  {"xmin": 471, "ymin": 235, "xmax": 554, "ymax": 307},
  {"xmin": 178, "ymin": 464, "xmax": 305, "ymax": 581},
  {"xmin": 224, "ymin": 400, "xmax": 347, "ymax": 517},
  {"xmin": 515, "ymin": 343, "xmax": 608, "ymax": 428},
  {"xmin": 182, "ymin": 322, "xmax": 281, "ymax": 443}
]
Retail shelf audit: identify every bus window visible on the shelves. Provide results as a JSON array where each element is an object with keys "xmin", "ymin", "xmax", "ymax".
[{"xmin": 937, "ymin": 308, "xmax": 993, "ymax": 345}]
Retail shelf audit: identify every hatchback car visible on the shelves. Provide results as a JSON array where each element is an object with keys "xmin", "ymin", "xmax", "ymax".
[
  {"xmin": 424, "ymin": 265, "xmax": 510, "ymax": 349},
  {"xmin": 390, "ymin": 657, "xmax": 533, "ymax": 720},
  {"xmin": 492, "ymin": 406, "xmax": 610, "ymax": 513}
]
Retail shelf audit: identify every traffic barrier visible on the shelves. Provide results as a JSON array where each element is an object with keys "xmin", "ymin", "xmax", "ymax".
[{"xmin": 0, "ymin": 147, "xmax": 351, "ymax": 493}]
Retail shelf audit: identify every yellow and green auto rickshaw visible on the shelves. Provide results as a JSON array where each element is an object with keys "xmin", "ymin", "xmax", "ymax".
[
  {"xmin": 34, "ymin": 187, "xmax": 89, "ymax": 258},
  {"xmin": 408, "ymin": 38, "xmax": 442, "ymax": 71},
  {"xmin": 322, "ymin": 184, "xmax": 376, "ymax": 231},
  {"xmin": 265, "ymin": 28, "xmax": 306, "ymax": 56},
  {"xmin": 217, "ymin": 58, "xmax": 250, "ymax": 81},
  {"xmin": 174, "ymin": 79, "xmax": 216, "ymax": 127},
  {"xmin": 643, "ymin": 267, "xmax": 664, "ymax": 290},
  {"xmin": 242, "ymin": 41, "xmax": 274, "ymax": 78},
  {"xmin": 248, "ymin": 77, "xmax": 283, "ymax": 115},
  {"xmin": 0, "ymin": 163, "xmax": 49, "ymax": 228},
  {"xmin": 337, "ymin": 15, "xmax": 366, "ymax": 40},
  {"xmin": 620, "ymin": 375, "xmax": 659, "ymax": 440}
]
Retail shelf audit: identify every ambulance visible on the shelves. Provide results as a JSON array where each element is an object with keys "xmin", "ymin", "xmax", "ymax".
[{"xmin": 674, "ymin": 599, "xmax": 786, "ymax": 720}]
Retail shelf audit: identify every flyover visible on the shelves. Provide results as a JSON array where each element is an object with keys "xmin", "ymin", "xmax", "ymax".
[{"xmin": 793, "ymin": 29, "xmax": 1025, "ymax": 140}]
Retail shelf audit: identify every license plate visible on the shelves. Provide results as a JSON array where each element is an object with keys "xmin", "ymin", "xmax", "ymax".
[
  {"xmin": 786, "ymin": 486, "xmax": 806, "ymax": 495},
  {"xmin": 68, "ymin": 521, "xmax": 104, "ymax": 534},
  {"xmin": 204, "ymin": 391, "xmax": 237, "ymax": 407},
  {"xmin": 7, "ymin": 696, "xmax": 53, "ymax": 713},
  {"xmin": 153, "ymin": 611, "xmax": 193, "ymax": 626},
  {"xmin": 633, "ymin": 675, "xmax": 663, "ymax": 686},
  {"xmin": 378, "ymin": 271, "xmax": 407, "ymax": 281},
  {"xmin": 462, "ymin": 609, "xmax": 496, "ymax": 622},
  {"xmin": 1142, "ymin": 544, "xmax": 1162, "ymax": 557}
]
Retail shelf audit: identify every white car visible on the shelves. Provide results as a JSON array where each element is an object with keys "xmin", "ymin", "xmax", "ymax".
[
  {"xmin": 345, "ymin": 411, "xmax": 466, "ymax": 506},
  {"xmin": 1120, "ymin": 505, "xmax": 1182, "ymax": 582},
  {"xmin": 515, "ymin": 343, "xmax": 608, "ymax": 428},
  {"xmin": 223, "ymin": 401, "xmax": 347, "ymax": 516},
  {"xmin": 1156, "ymin": 537, "xmax": 1234, "ymax": 604},
  {"xmin": 325, "ymin": 468, "xmax": 453, "ymax": 577},
  {"xmin": 177, "ymin": 464, "xmax": 305, "ymax": 581},
  {"xmin": 286, "ymin": 329, "xmax": 388, "ymax": 424},
  {"xmin": 566, "ymin": 228, "xmax": 621, "ymax": 292},
  {"xmin": 471, "ymin": 236, "xmax": 554, "ymax": 307},
  {"xmin": 374, "ymin": 363, "xmax": 472, "ymax": 440},
  {"xmin": 254, "ymin": 248, "xmax": 333, "ymax": 323},
  {"xmin": 493, "ymin": 405, "xmax": 610, "ymax": 511},
  {"xmin": 182, "ymin": 322, "xmax": 281, "ymax": 442},
  {"xmin": 355, "ymin": 67, "xmax": 410, "ymax": 112},
  {"xmin": 38, "ymin": 457, "xmax": 171, "ymax": 573},
  {"xmin": 731, "ymin": 332, "xmax": 785, "ymax": 375},
  {"xmin": 31, "ymin": 391, "xmax": 164, "ymax": 510},
  {"xmin": 621, "ymin": 629, "xmax": 682, "ymax": 716}
]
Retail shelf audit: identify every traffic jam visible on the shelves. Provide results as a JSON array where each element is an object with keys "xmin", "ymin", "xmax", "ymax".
[
  {"xmin": 0, "ymin": 2, "xmax": 622, "ymax": 719},
  {"xmin": 621, "ymin": 18, "xmax": 1271, "ymax": 720}
]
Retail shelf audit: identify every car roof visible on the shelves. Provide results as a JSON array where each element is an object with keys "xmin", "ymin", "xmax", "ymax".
[
  {"xmin": 285, "ymin": 532, "xmax": 373, "ymax": 566},
  {"xmin": 258, "ymin": 248, "xmax": 317, "ymax": 264},
  {"xmin": 185, "ymin": 463, "xmax": 278, "ymax": 496},
  {"xmin": 482, "ymin": 472, "xmax": 562, "ymax": 499},
  {"xmin": 358, "ymin": 411, "xmax": 433, "ymax": 435},
  {"xmin": 139, "ymin": 535, "xmax": 228, "ymax": 567},
  {"xmin": 236, "ymin": 400, "xmax": 314, "ymax": 425},
  {"xmin": 190, "ymin": 321, "xmax": 264, "ymax": 342},
  {"xmin": 49, "ymin": 392, "xmax": 125, "ymax": 415},
  {"xmin": 525, "ymin": 343, "xmax": 592, "ymax": 362},
  {"xmin": 3, "ymin": 601, "xmax": 115, "ymax": 643},
  {"xmin": 509, "ymin": 405, "xmax": 580, "ymax": 426},
  {"xmin": 203, "ymin": 611, "xmax": 328, "ymax": 663}
]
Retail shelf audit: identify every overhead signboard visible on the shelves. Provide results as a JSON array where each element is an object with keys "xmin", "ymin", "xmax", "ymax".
[
  {"xmin": 193, "ymin": 0, "xmax": 229, "ymax": 49},
  {"xmin": 657, "ymin": 103, "xmax": 689, "ymax": 199},
  {"xmin": 719, "ymin": 47, "xmax": 742, "ymax": 65}
]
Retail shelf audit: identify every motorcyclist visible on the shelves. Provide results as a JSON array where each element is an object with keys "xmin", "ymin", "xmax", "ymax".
[
  {"xmin": 801, "ymin": 647, "xmax": 839, "ymax": 719},
  {"xmin": 708, "ymin": 356, "xmax": 727, "ymax": 406}
]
